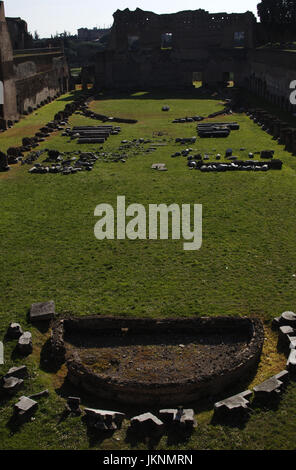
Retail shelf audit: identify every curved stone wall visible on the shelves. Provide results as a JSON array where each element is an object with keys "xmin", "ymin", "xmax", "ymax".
[{"xmin": 50, "ymin": 316, "xmax": 264, "ymax": 406}]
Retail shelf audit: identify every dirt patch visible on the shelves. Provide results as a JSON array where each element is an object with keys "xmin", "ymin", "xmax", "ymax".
[{"xmin": 65, "ymin": 331, "xmax": 248, "ymax": 384}]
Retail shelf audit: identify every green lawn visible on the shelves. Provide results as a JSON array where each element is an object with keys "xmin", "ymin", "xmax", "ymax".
[{"xmin": 1, "ymin": 89, "xmax": 296, "ymax": 449}]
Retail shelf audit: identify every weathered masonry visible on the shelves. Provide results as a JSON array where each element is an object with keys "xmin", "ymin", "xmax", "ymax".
[
  {"xmin": 94, "ymin": 8, "xmax": 256, "ymax": 90},
  {"xmin": 0, "ymin": 1, "xmax": 70, "ymax": 129},
  {"xmin": 93, "ymin": 7, "xmax": 296, "ymax": 113}
]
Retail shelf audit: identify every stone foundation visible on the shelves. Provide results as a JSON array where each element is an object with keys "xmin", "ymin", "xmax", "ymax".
[{"xmin": 50, "ymin": 316, "xmax": 264, "ymax": 406}]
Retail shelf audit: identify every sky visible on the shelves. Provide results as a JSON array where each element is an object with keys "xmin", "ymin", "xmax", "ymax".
[{"xmin": 3, "ymin": 0, "xmax": 260, "ymax": 38}]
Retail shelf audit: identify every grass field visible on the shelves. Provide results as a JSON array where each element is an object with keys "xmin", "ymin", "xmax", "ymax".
[{"xmin": 1, "ymin": 88, "xmax": 296, "ymax": 450}]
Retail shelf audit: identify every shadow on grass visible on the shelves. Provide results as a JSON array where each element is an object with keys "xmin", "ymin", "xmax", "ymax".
[
  {"xmin": 6, "ymin": 409, "xmax": 37, "ymax": 435},
  {"xmin": 0, "ymin": 391, "xmax": 13, "ymax": 408},
  {"xmin": 54, "ymin": 375, "xmax": 144, "ymax": 418},
  {"xmin": 56, "ymin": 94, "xmax": 80, "ymax": 103},
  {"xmin": 81, "ymin": 414, "xmax": 116, "ymax": 448},
  {"xmin": 210, "ymin": 409, "xmax": 251, "ymax": 429},
  {"xmin": 92, "ymin": 87, "xmax": 232, "ymax": 103},
  {"xmin": 125, "ymin": 426, "xmax": 162, "ymax": 450},
  {"xmin": 10, "ymin": 346, "xmax": 31, "ymax": 361},
  {"xmin": 39, "ymin": 338, "xmax": 63, "ymax": 373},
  {"xmin": 165, "ymin": 426, "xmax": 194, "ymax": 446},
  {"xmin": 251, "ymin": 395, "xmax": 282, "ymax": 412}
]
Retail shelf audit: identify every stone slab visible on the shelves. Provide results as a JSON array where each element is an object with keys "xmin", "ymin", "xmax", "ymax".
[
  {"xmin": 14, "ymin": 396, "xmax": 38, "ymax": 417},
  {"xmin": 151, "ymin": 163, "xmax": 167, "ymax": 171},
  {"xmin": 84, "ymin": 407, "xmax": 125, "ymax": 421},
  {"xmin": 5, "ymin": 365, "xmax": 28, "ymax": 379},
  {"xmin": 84, "ymin": 407, "xmax": 125, "ymax": 430},
  {"xmin": 279, "ymin": 325, "xmax": 294, "ymax": 338},
  {"xmin": 214, "ymin": 390, "xmax": 252, "ymax": 411},
  {"xmin": 131, "ymin": 412, "xmax": 164, "ymax": 433},
  {"xmin": 159, "ymin": 408, "xmax": 196, "ymax": 427},
  {"xmin": 253, "ymin": 377, "xmax": 282, "ymax": 394},
  {"xmin": 1, "ymin": 376, "xmax": 24, "ymax": 394},
  {"xmin": 273, "ymin": 370, "xmax": 289, "ymax": 385},
  {"xmin": 29, "ymin": 390, "xmax": 49, "ymax": 399},
  {"xmin": 30, "ymin": 301, "xmax": 55, "ymax": 322}
]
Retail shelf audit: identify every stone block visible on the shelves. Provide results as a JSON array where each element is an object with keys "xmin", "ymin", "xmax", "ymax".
[
  {"xmin": 17, "ymin": 331, "xmax": 33, "ymax": 355},
  {"xmin": 14, "ymin": 396, "xmax": 38, "ymax": 420},
  {"xmin": 214, "ymin": 390, "xmax": 252, "ymax": 419},
  {"xmin": 253, "ymin": 371, "xmax": 289, "ymax": 401},
  {"xmin": 30, "ymin": 301, "xmax": 55, "ymax": 322},
  {"xmin": 84, "ymin": 407, "xmax": 125, "ymax": 430},
  {"xmin": 1, "ymin": 376, "xmax": 24, "ymax": 395},
  {"xmin": 280, "ymin": 311, "xmax": 296, "ymax": 327},
  {"xmin": 4, "ymin": 365, "xmax": 28, "ymax": 379},
  {"xmin": 273, "ymin": 370, "xmax": 289, "ymax": 385},
  {"xmin": 130, "ymin": 412, "xmax": 164, "ymax": 435},
  {"xmin": 159, "ymin": 407, "xmax": 196, "ymax": 428},
  {"xmin": 29, "ymin": 390, "xmax": 49, "ymax": 400},
  {"xmin": 6, "ymin": 322, "xmax": 23, "ymax": 339},
  {"xmin": 151, "ymin": 163, "xmax": 167, "ymax": 171}
]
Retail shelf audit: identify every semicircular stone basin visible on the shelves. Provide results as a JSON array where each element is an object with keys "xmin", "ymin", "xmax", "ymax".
[{"xmin": 51, "ymin": 316, "xmax": 264, "ymax": 406}]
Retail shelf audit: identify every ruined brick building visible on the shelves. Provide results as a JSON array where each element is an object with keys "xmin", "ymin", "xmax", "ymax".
[
  {"xmin": 77, "ymin": 27, "xmax": 110, "ymax": 42},
  {"xmin": 0, "ymin": 1, "xmax": 70, "ymax": 129},
  {"xmin": 93, "ymin": 8, "xmax": 296, "ymax": 112}
]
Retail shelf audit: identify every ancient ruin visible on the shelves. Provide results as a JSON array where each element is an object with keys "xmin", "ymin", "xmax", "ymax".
[
  {"xmin": 50, "ymin": 315, "xmax": 264, "ymax": 406},
  {"xmin": 0, "ymin": 1, "xmax": 69, "ymax": 129},
  {"xmin": 90, "ymin": 7, "xmax": 296, "ymax": 115},
  {"xmin": 93, "ymin": 8, "xmax": 256, "ymax": 90}
]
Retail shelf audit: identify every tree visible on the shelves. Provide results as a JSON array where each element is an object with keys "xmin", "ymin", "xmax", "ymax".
[
  {"xmin": 34, "ymin": 30, "xmax": 39, "ymax": 40},
  {"xmin": 257, "ymin": 0, "xmax": 296, "ymax": 24},
  {"xmin": 257, "ymin": 1, "xmax": 296, "ymax": 43}
]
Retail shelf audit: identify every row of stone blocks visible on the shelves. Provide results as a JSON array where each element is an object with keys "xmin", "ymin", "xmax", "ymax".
[
  {"xmin": 65, "ymin": 125, "xmax": 121, "ymax": 144},
  {"xmin": 78, "ymin": 101, "xmax": 138, "ymax": 124},
  {"xmin": 1, "ymin": 303, "xmax": 55, "ymax": 423},
  {"xmin": 0, "ymin": 361, "xmax": 49, "ymax": 423},
  {"xmin": 247, "ymin": 108, "xmax": 296, "ymax": 155},
  {"xmin": 0, "ymin": 94, "xmax": 62, "ymax": 132},
  {"xmin": 0, "ymin": 91, "xmax": 94, "ymax": 172},
  {"xmin": 6, "ymin": 323, "xmax": 33, "ymax": 356},
  {"xmin": 214, "ymin": 310, "xmax": 296, "ymax": 421},
  {"xmin": 67, "ymin": 401, "xmax": 196, "ymax": 435},
  {"xmin": 2, "ymin": 302, "xmax": 56, "ymax": 363},
  {"xmin": 213, "ymin": 370, "xmax": 289, "ymax": 421}
]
